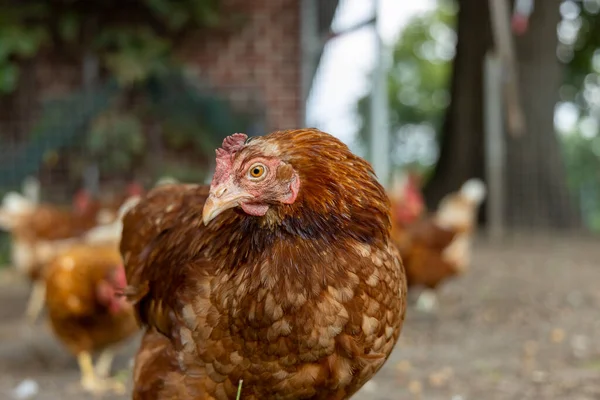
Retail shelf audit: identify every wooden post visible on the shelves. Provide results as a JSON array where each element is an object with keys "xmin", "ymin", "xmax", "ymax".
[
  {"xmin": 369, "ymin": 0, "xmax": 391, "ymax": 189},
  {"xmin": 82, "ymin": 51, "xmax": 100, "ymax": 196},
  {"xmin": 300, "ymin": 0, "xmax": 319, "ymax": 125},
  {"xmin": 484, "ymin": 52, "xmax": 506, "ymax": 240}
]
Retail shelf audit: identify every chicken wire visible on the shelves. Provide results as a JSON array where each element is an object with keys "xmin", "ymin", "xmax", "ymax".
[
  {"xmin": 0, "ymin": 68, "xmax": 267, "ymax": 204},
  {"xmin": 2, "ymin": 0, "xmax": 590, "ymax": 236},
  {"xmin": 0, "ymin": 0, "xmax": 342, "ymax": 203}
]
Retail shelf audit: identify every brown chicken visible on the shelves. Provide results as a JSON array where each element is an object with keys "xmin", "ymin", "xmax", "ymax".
[
  {"xmin": 392, "ymin": 178, "xmax": 486, "ymax": 311},
  {"xmin": 44, "ymin": 244, "xmax": 139, "ymax": 394},
  {"xmin": 121, "ymin": 129, "xmax": 407, "ymax": 399},
  {"xmin": 0, "ymin": 188, "xmax": 140, "ymax": 323}
]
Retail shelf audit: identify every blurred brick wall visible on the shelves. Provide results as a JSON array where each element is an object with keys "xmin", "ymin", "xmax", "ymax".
[
  {"xmin": 182, "ymin": 0, "xmax": 302, "ymax": 131},
  {"xmin": 1, "ymin": 0, "xmax": 303, "ymax": 140}
]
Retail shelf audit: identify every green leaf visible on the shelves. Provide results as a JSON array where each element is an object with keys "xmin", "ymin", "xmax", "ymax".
[
  {"xmin": 105, "ymin": 52, "xmax": 149, "ymax": 84},
  {"xmin": 0, "ymin": 29, "xmax": 15, "ymax": 62},
  {"xmin": 98, "ymin": 28, "xmax": 172, "ymax": 84},
  {"xmin": 86, "ymin": 110, "xmax": 146, "ymax": 173},
  {"xmin": 0, "ymin": 62, "xmax": 19, "ymax": 93},
  {"xmin": 144, "ymin": 0, "xmax": 173, "ymax": 16},
  {"xmin": 11, "ymin": 26, "xmax": 48, "ymax": 58},
  {"xmin": 58, "ymin": 12, "xmax": 80, "ymax": 43},
  {"xmin": 191, "ymin": 0, "xmax": 221, "ymax": 26}
]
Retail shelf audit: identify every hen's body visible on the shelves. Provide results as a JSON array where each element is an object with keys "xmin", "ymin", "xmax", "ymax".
[
  {"xmin": 133, "ymin": 329, "xmax": 181, "ymax": 398},
  {"xmin": 392, "ymin": 219, "xmax": 458, "ymax": 290},
  {"xmin": 45, "ymin": 245, "xmax": 138, "ymax": 354},
  {"xmin": 123, "ymin": 129, "xmax": 407, "ymax": 399},
  {"xmin": 394, "ymin": 179, "xmax": 486, "ymax": 290},
  {"xmin": 45, "ymin": 244, "xmax": 139, "ymax": 393},
  {"xmin": 391, "ymin": 179, "xmax": 486, "ymax": 312}
]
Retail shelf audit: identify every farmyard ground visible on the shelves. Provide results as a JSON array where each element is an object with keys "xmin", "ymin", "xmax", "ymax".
[{"xmin": 0, "ymin": 235, "xmax": 598, "ymax": 399}]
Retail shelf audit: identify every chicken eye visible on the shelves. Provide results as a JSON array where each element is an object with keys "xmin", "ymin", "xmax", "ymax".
[{"xmin": 248, "ymin": 164, "xmax": 267, "ymax": 180}]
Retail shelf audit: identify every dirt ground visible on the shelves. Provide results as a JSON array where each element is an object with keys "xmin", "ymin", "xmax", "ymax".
[{"xmin": 0, "ymin": 235, "xmax": 599, "ymax": 399}]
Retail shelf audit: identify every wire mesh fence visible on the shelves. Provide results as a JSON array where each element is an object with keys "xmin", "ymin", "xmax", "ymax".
[
  {"xmin": 0, "ymin": 77, "xmax": 265, "ymax": 201},
  {"xmin": 0, "ymin": 0, "xmax": 598, "ymax": 237}
]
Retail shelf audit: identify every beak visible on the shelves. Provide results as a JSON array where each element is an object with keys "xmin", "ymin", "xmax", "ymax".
[{"xmin": 202, "ymin": 183, "xmax": 251, "ymax": 225}]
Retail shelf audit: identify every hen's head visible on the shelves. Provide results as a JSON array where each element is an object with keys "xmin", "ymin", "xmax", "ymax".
[
  {"xmin": 96, "ymin": 264, "xmax": 130, "ymax": 314},
  {"xmin": 126, "ymin": 182, "xmax": 144, "ymax": 197},
  {"xmin": 203, "ymin": 132, "xmax": 300, "ymax": 222},
  {"xmin": 389, "ymin": 171, "xmax": 425, "ymax": 225},
  {"xmin": 203, "ymin": 129, "xmax": 390, "ymax": 239},
  {"xmin": 73, "ymin": 189, "xmax": 93, "ymax": 214}
]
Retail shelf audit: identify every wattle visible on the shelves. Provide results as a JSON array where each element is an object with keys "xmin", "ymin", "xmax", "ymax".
[{"xmin": 241, "ymin": 202, "xmax": 269, "ymax": 216}]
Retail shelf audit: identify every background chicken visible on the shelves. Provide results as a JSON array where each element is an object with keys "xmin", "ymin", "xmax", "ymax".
[
  {"xmin": 44, "ymin": 244, "xmax": 139, "ymax": 394},
  {"xmin": 73, "ymin": 182, "xmax": 145, "ymax": 225},
  {"xmin": 0, "ymin": 180, "xmax": 142, "ymax": 322},
  {"xmin": 0, "ymin": 195, "xmax": 100, "ymax": 322},
  {"xmin": 389, "ymin": 170, "xmax": 426, "ymax": 230},
  {"xmin": 121, "ymin": 129, "xmax": 407, "ymax": 399},
  {"xmin": 392, "ymin": 178, "xmax": 486, "ymax": 312}
]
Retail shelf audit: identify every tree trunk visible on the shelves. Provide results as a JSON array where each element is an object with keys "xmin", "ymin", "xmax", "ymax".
[
  {"xmin": 507, "ymin": 0, "xmax": 579, "ymax": 229},
  {"xmin": 424, "ymin": 0, "xmax": 579, "ymax": 229},
  {"xmin": 422, "ymin": 0, "xmax": 491, "ymax": 212}
]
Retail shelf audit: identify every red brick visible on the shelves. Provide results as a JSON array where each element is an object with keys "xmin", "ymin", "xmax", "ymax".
[{"xmin": 182, "ymin": 0, "xmax": 301, "ymax": 131}]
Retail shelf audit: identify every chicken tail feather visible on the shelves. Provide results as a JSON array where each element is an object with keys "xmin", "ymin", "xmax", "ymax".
[{"xmin": 459, "ymin": 178, "xmax": 487, "ymax": 205}]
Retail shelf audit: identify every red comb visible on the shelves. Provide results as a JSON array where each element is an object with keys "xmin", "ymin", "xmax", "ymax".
[
  {"xmin": 222, "ymin": 133, "xmax": 247, "ymax": 153},
  {"xmin": 405, "ymin": 174, "xmax": 423, "ymax": 200},
  {"xmin": 213, "ymin": 133, "xmax": 247, "ymax": 186},
  {"xmin": 73, "ymin": 190, "xmax": 91, "ymax": 213},
  {"xmin": 113, "ymin": 264, "xmax": 127, "ymax": 291},
  {"xmin": 127, "ymin": 182, "xmax": 144, "ymax": 196}
]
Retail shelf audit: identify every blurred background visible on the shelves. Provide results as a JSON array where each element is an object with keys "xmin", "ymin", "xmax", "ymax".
[{"xmin": 1, "ymin": 0, "xmax": 600, "ymax": 399}]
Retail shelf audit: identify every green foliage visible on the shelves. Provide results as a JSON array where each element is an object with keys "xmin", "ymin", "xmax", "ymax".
[
  {"xmin": 0, "ymin": 62, "xmax": 19, "ymax": 93},
  {"xmin": 561, "ymin": 131, "xmax": 600, "ymax": 230},
  {"xmin": 0, "ymin": 68, "xmax": 260, "ymax": 189},
  {"xmin": 557, "ymin": 1, "xmax": 600, "ymax": 231},
  {"xmin": 384, "ymin": 3, "xmax": 455, "ymax": 130},
  {"xmin": 0, "ymin": 5, "xmax": 49, "ymax": 92},
  {"xmin": 561, "ymin": 131, "xmax": 600, "ymax": 190},
  {"xmin": 0, "ymin": 0, "xmax": 222, "ymax": 90},
  {"xmin": 356, "ymin": 0, "xmax": 456, "ymax": 171},
  {"xmin": 560, "ymin": 1, "xmax": 600, "ymax": 96},
  {"xmin": 86, "ymin": 110, "xmax": 146, "ymax": 174},
  {"xmin": 147, "ymin": 70, "xmax": 258, "ymax": 156},
  {"xmin": 96, "ymin": 27, "xmax": 172, "ymax": 85},
  {"xmin": 160, "ymin": 160, "xmax": 209, "ymax": 183},
  {"xmin": 0, "ymin": 80, "xmax": 120, "ymax": 188}
]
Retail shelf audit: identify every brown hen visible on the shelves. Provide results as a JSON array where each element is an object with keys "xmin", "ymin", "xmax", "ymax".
[
  {"xmin": 45, "ymin": 244, "xmax": 139, "ymax": 394},
  {"xmin": 392, "ymin": 178, "xmax": 486, "ymax": 312},
  {"xmin": 121, "ymin": 129, "xmax": 407, "ymax": 399}
]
